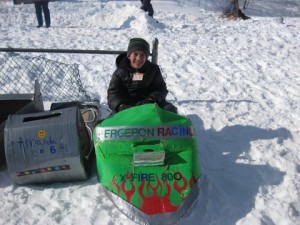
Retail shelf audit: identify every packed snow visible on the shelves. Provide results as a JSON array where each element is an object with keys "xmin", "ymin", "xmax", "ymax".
[{"xmin": 0, "ymin": 0, "xmax": 299, "ymax": 225}]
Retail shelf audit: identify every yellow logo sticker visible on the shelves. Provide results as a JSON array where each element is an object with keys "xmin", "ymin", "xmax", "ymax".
[{"xmin": 38, "ymin": 130, "xmax": 46, "ymax": 138}]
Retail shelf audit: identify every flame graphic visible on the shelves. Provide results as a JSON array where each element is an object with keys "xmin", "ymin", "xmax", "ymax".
[
  {"xmin": 109, "ymin": 171, "xmax": 197, "ymax": 215},
  {"xmin": 138, "ymin": 175, "xmax": 178, "ymax": 214}
]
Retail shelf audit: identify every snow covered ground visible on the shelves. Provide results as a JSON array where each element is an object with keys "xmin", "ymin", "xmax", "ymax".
[{"xmin": 0, "ymin": 0, "xmax": 299, "ymax": 224}]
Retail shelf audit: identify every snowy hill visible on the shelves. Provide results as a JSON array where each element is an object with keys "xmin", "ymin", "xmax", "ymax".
[{"xmin": 0, "ymin": 0, "xmax": 299, "ymax": 225}]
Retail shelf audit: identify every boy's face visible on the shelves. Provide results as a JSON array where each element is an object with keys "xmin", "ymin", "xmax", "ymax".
[{"xmin": 128, "ymin": 51, "xmax": 147, "ymax": 69}]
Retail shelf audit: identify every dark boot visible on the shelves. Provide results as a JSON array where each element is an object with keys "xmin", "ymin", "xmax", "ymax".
[{"xmin": 160, "ymin": 101, "xmax": 178, "ymax": 114}]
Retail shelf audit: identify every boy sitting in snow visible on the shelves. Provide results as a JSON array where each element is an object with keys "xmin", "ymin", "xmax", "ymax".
[{"xmin": 107, "ymin": 38, "xmax": 177, "ymax": 114}]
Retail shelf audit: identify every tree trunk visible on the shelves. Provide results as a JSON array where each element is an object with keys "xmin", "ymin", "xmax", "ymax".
[{"xmin": 233, "ymin": 0, "xmax": 240, "ymax": 17}]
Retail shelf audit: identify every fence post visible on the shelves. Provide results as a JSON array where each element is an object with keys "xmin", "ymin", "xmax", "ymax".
[{"xmin": 151, "ymin": 38, "xmax": 159, "ymax": 64}]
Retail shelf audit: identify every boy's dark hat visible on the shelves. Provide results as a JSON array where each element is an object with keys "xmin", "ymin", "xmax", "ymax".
[{"xmin": 127, "ymin": 38, "xmax": 150, "ymax": 57}]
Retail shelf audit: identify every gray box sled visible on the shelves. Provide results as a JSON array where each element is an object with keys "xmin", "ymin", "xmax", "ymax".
[{"xmin": 5, "ymin": 106, "xmax": 91, "ymax": 184}]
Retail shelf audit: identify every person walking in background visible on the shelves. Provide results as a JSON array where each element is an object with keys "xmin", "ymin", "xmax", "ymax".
[
  {"xmin": 33, "ymin": 0, "xmax": 51, "ymax": 28},
  {"xmin": 140, "ymin": 0, "xmax": 154, "ymax": 17},
  {"xmin": 107, "ymin": 38, "xmax": 177, "ymax": 114}
]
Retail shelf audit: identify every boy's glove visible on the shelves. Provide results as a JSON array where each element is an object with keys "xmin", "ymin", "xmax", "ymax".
[
  {"xmin": 118, "ymin": 104, "xmax": 131, "ymax": 112},
  {"xmin": 136, "ymin": 97, "xmax": 155, "ymax": 106}
]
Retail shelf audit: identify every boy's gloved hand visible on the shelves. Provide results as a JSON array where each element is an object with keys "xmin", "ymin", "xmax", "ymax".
[
  {"xmin": 136, "ymin": 97, "xmax": 155, "ymax": 106},
  {"xmin": 118, "ymin": 104, "xmax": 131, "ymax": 112}
]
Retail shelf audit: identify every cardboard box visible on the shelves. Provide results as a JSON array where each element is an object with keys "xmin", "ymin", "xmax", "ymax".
[
  {"xmin": 50, "ymin": 100, "xmax": 101, "ymax": 160},
  {"xmin": 50, "ymin": 100, "xmax": 101, "ymax": 141},
  {"xmin": 4, "ymin": 106, "xmax": 91, "ymax": 184}
]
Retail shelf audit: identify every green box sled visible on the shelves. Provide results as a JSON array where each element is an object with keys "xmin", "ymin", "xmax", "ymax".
[{"xmin": 93, "ymin": 104, "xmax": 201, "ymax": 224}]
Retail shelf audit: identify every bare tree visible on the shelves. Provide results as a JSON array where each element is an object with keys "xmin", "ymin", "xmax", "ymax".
[
  {"xmin": 233, "ymin": 0, "xmax": 239, "ymax": 17},
  {"xmin": 222, "ymin": 0, "xmax": 250, "ymax": 20}
]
